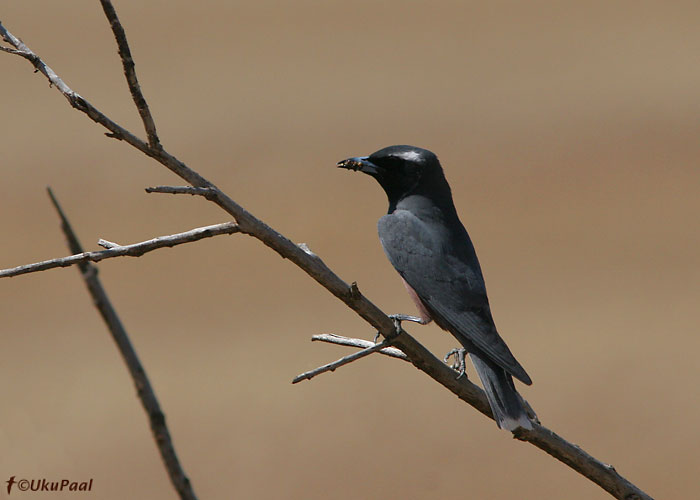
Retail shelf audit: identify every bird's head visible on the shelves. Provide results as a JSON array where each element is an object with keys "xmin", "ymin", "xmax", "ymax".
[{"xmin": 337, "ymin": 145, "xmax": 449, "ymax": 211}]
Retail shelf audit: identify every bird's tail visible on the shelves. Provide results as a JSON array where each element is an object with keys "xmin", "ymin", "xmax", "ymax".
[{"xmin": 469, "ymin": 353, "xmax": 533, "ymax": 431}]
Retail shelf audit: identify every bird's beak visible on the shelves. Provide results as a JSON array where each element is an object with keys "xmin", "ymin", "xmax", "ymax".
[{"xmin": 336, "ymin": 156, "xmax": 379, "ymax": 175}]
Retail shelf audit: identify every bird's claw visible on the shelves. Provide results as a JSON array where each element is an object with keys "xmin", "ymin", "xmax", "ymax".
[
  {"xmin": 389, "ymin": 313, "xmax": 425, "ymax": 326},
  {"xmin": 443, "ymin": 347, "xmax": 461, "ymax": 365},
  {"xmin": 390, "ymin": 316, "xmax": 403, "ymax": 338},
  {"xmin": 384, "ymin": 313, "xmax": 426, "ymax": 340},
  {"xmin": 374, "ymin": 315, "xmax": 409, "ymax": 343},
  {"xmin": 376, "ymin": 314, "xmax": 420, "ymax": 343},
  {"xmin": 444, "ymin": 348, "xmax": 468, "ymax": 379}
]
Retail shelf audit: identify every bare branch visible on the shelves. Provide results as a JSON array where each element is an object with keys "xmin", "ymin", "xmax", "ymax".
[
  {"xmin": 47, "ymin": 188, "xmax": 197, "ymax": 500},
  {"xmin": 99, "ymin": 0, "xmax": 160, "ymax": 147},
  {"xmin": 0, "ymin": 22, "xmax": 210, "ymax": 188},
  {"xmin": 1, "ymin": 24, "xmax": 76, "ymax": 102},
  {"xmin": 145, "ymin": 186, "xmax": 216, "ymax": 196},
  {"xmin": 0, "ymin": 221, "xmax": 239, "ymax": 279},
  {"xmin": 292, "ymin": 337, "xmax": 395, "ymax": 384},
  {"xmin": 311, "ymin": 333, "xmax": 409, "ymax": 361},
  {"xmin": 1, "ymin": 11, "xmax": 654, "ymax": 500}
]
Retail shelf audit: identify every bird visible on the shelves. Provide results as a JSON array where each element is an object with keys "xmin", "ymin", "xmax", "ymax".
[{"xmin": 337, "ymin": 145, "xmax": 533, "ymax": 431}]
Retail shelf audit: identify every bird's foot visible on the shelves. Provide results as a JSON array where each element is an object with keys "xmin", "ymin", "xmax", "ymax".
[
  {"xmin": 389, "ymin": 313, "xmax": 429, "ymax": 325},
  {"xmin": 389, "ymin": 313, "xmax": 423, "ymax": 336},
  {"xmin": 444, "ymin": 348, "xmax": 468, "ymax": 379},
  {"xmin": 378, "ymin": 314, "xmax": 428, "ymax": 342}
]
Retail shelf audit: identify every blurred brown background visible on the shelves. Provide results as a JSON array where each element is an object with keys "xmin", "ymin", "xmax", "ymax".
[{"xmin": 1, "ymin": 1, "xmax": 698, "ymax": 498}]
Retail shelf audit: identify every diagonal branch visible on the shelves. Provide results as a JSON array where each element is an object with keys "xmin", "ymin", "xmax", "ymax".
[
  {"xmin": 0, "ymin": 11, "xmax": 654, "ymax": 500},
  {"xmin": 99, "ymin": 0, "xmax": 160, "ymax": 148},
  {"xmin": 47, "ymin": 188, "xmax": 197, "ymax": 500},
  {"xmin": 0, "ymin": 221, "xmax": 239, "ymax": 278}
]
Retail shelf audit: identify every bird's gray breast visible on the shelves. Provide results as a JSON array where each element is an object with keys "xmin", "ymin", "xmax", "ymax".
[
  {"xmin": 378, "ymin": 210, "xmax": 441, "ymax": 276},
  {"xmin": 377, "ymin": 209, "xmax": 487, "ymax": 309},
  {"xmin": 378, "ymin": 210, "xmax": 458, "ymax": 297}
]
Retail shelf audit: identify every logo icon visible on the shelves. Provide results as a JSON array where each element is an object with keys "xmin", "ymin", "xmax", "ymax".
[{"xmin": 6, "ymin": 476, "xmax": 16, "ymax": 494}]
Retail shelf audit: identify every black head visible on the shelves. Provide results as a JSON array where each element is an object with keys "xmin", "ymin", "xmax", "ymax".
[{"xmin": 337, "ymin": 145, "xmax": 451, "ymax": 211}]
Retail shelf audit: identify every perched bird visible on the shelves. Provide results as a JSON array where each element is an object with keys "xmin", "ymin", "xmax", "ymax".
[{"xmin": 337, "ymin": 145, "xmax": 533, "ymax": 431}]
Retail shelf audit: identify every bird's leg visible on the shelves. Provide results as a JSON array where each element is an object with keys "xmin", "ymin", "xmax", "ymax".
[
  {"xmin": 375, "ymin": 314, "xmax": 429, "ymax": 343},
  {"xmin": 444, "ymin": 348, "xmax": 468, "ymax": 379},
  {"xmin": 388, "ymin": 314, "xmax": 427, "ymax": 337},
  {"xmin": 389, "ymin": 313, "xmax": 430, "ymax": 325}
]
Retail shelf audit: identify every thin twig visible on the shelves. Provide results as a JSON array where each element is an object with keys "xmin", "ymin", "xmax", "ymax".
[
  {"xmin": 0, "ymin": 221, "xmax": 239, "ymax": 278},
  {"xmin": 0, "ymin": 21, "xmax": 210, "ymax": 188},
  {"xmin": 1, "ymin": 13, "xmax": 654, "ymax": 500},
  {"xmin": 145, "ymin": 186, "xmax": 216, "ymax": 196},
  {"xmin": 98, "ymin": 239, "xmax": 120, "ymax": 249},
  {"xmin": 1, "ymin": 24, "xmax": 77, "ymax": 105},
  {"xmin": 292, "ymin": 337, "xmax": 395, "ymax": 384},
  {"xmin": 46, "ymin": 188, "xmax": 197, "ymax": 500},
  {"xmin": 311, "ymin": 334, "xmax": 409, "ymax": 361},
  {"xmin": 99, "ymin": 0, "xmax": 160, "ymax": 148}
]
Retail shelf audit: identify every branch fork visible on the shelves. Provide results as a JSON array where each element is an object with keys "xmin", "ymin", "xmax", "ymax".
[{"xmin": 292, "ymin": 336, "xmax": 397, "ymax": 384}]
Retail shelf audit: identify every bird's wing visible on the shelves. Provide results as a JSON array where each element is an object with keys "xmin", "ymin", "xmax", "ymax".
[{"xmin": 378, "ymin": 210, "xmax": 531, "ymax": 385}]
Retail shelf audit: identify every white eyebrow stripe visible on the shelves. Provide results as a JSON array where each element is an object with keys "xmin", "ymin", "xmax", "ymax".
[{"xmin": 397, "ymin": 150, "xmax": 421, "ymax": 161}]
